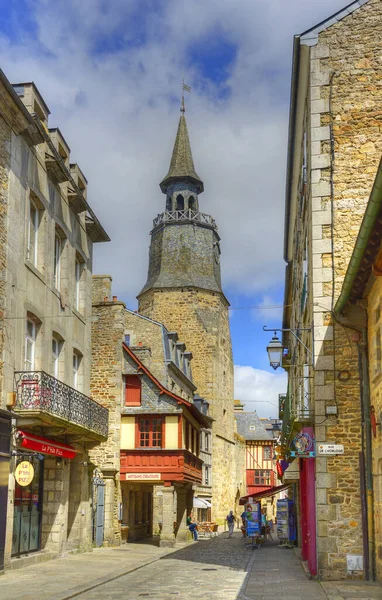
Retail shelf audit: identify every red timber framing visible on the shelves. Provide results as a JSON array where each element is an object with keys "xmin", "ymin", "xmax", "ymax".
[
  {"xmin": 245, "ymin": 440, "xmax": 275, "ymax": 496},
  {"xmin": 120, "ymin": 449, "xmax": 203, "ymax": 484}
]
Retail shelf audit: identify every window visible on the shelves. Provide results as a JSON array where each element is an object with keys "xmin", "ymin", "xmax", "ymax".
[
  {"xmin": 27, "ymin": 200, "xmax": 39, "ymax": 266},
  {"xmin": 137, "ymin": 417, "xmax": 163, "ymax": 448},
  {"xmin": 205, "ymin": 433, "xmax": 209, "ymax": 452},
  {"xmin": 263, "ymin": 447, "xmax": 272, "ymax": 460},
  {"xmin": 205, "ymin": 465, "xmax": 210, "ymax": 486},
  {"xmin": 52, "ymin": 337, "xmax": 62, "ymax": 379},
  {"xmin": 73, "ymin": 352, "xmax": 81, "ymax": 389},
  {"xmin": 125, "ymin": 375, "xmax": 141, "ymax": 406},
  {"xmin": 124, "ymin": 334, "xmax": 130, "ymax": 346},
  {"xmin": 254, "ymin": 469, "xmax": 271, "ymax": 486},
  {"xmin": 188, "ymin": 196, "xmax": 196, "ymax": 211},
  {"xmin": 74, "ymin": 257, "xmax": 82, "ymax": 311},
  {"xmin": 176, "ymin": 194, "xmax": 184, "ymax": 211},
  {"xmin": 25, "ymin": 319, "xmax": 36, "ymax": 371},
  {"xmin": 54, "ymin": 232, "xmax": 62, "ymax": 289}
]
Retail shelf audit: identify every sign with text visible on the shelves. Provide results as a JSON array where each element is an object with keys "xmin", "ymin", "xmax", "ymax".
[
  {"xmin": 318, "ymin": 444, "xmax": 344, "ymax": 455},
  {"xmin": 15, "ymin": 461, "xmax": 34, "ymax": 487},
  {"xmin": 124, "ymin": 473, "xmax": 161, "ymax": 481}
]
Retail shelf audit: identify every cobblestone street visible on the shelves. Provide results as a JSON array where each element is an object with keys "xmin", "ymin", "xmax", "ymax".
[
  {"xmin": 67, "ymin": 534, "xmax": 326, "ymax": 600},
  {"xmin": 1, "ymin": 533, "xmax": 381, "ymax": 600}
]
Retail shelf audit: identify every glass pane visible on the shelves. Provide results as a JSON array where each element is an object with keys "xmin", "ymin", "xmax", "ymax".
[{"xmin": 27, "ymin": 320, "xmax": 34, "ymax": 339}]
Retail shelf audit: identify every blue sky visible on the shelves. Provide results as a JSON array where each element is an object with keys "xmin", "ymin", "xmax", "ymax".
[{"xmin": 0, "ymin": 0, "xmax": 349, "ymax": 415}]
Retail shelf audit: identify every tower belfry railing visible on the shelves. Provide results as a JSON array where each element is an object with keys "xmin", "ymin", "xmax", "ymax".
[{"xmin": 152, "ymin": 209, "xmax": 218, "ymax": 230}]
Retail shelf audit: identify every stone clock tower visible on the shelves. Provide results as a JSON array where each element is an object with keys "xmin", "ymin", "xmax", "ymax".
[{"xmin": 138, "ymin": 110, "xmax": 237, "ymax": 520}]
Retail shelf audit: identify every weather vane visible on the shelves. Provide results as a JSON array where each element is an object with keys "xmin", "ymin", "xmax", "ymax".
[{"xmin": 181, "ymin": 78, "xmax": 191, "ymax": 113}]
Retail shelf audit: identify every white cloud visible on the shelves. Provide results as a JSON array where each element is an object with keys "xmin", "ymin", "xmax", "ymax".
[
  {"xmin": 0, "ymin": 0, "xmax": 347, "ymax": 307},
  {"xmin": 234, "ymin": 365, "xmax": 287, "ymax": 418}
]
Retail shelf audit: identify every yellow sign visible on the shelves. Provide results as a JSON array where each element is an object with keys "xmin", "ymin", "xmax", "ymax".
[{"xmin": 15, "ymin": 461, "xmax": 34, "ymax": 487}]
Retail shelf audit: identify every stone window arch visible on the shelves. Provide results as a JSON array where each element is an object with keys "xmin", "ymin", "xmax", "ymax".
[
  {"xmin": 188, "ymin": 196, "xmax": 196, "ymax": 211},
  {"xmin": 176, "ymin": 194, "xmax": 184, "ymax": 211}
]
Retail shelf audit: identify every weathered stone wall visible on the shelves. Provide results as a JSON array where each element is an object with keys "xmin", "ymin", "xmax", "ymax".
[
  {"xmin": 301, "ymin": 0, "xmax": 382, "ymax": 580},
  {"xmin": 89, "ymin": 300, "xmax": 126, "ymax": 545},
  {"xmin": 139, "ymin": 287, "xmax": 238, "ymax": 522},
  {"xmin": 0, "ymin": 113, "xmax": 10, "ymax": 407}
]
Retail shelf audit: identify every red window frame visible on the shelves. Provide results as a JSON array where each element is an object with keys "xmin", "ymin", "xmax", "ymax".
[
  {"xmin": 136, "ymin": 417, "xmax": 164, "ymax": 448},
  {"xmin": 125, "ymin": 375, "xmax": 141, "ymax": 406}
]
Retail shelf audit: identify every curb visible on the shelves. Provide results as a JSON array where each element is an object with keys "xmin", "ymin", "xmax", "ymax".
[{"xmin": 49, "ymin": 546, "xmax": 183, "ymax": 600}]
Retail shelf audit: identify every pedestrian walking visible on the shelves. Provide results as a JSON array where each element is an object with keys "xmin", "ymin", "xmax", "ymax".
[{"xmin": 226, "ymin": 510, "xmax": 235, "ymax": 537}]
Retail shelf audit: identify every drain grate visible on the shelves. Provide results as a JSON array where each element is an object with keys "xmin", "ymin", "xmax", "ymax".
[{"xmin": 202, "ymin": 568, "xmax": 218, "ymax": 571}]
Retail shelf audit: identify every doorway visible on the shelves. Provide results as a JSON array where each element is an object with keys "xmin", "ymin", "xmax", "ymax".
[{"xmin": 12, "ymin": 454, "xmax": 44, "ymax": 556}]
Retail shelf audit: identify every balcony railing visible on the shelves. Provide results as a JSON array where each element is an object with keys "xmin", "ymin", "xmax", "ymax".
[
  {"xmin": 14, "ymin": 371, "xmax": 108, "ymax": 439},
  {"xmin": 152, "ymin": 210, "xmax": 218, "ymax": 231}
]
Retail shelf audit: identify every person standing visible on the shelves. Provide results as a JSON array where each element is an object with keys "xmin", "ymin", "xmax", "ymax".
[
  {"xmin": 226, "ymin": 510, "xmax": 235, "ymax": 538},
  {"xmin": 188, "ymin": 514, "xmax": 198, "ymax": 541}
]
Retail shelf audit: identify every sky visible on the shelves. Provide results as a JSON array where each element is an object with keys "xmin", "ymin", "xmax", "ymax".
[{"xmin": 0, "ymin": 0, "xmax": 349, "ymax": 416}]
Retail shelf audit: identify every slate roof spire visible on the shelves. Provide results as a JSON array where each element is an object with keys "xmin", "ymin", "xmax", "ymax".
[{"xmin": 160, "ymin": 114, "xmax": 204, "ymax": 194}]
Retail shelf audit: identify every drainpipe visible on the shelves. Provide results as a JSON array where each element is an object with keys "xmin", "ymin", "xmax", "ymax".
[{"xmin": 358, "ymin": 326, "xmax": 375, "ymax": 580}]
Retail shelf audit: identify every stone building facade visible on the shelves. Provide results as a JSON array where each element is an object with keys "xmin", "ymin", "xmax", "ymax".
[
  {"xmin": 333, "ymin": 158, "xmax": 382, "ymax": 581},
  {"xmin": 282, "ymin": 0, "xmax": 382, "ymax": 580},
  {"xmin": 138, "ymin": 111, "xmax": 241, "ymax": 523},
  {"xmin": 90, "ymin": 277, "xmax": 208, "ymax": 546},
  {"xmin": 0, "ymin": 72, "xmax": 109, "ymax": 570}
]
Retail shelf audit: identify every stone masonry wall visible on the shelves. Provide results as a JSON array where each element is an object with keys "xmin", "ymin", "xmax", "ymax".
[
  {"xmin": 0, "ymin": 113, "xmax": 10, "ymax": 407},
  {"xmin": 89, "ymin": 300, "xmax": 126, "ymax": 545},
  {"xmin": 305, "ymin": 0, "xmax": 382, "ymax": 579},
  {"xmin": 139, "ymin": 287, "xmax": 238, "ymax": 522}
]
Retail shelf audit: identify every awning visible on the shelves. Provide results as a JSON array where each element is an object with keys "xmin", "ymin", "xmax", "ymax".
[
  {"xmin": 193, "ymin": 497, "xmax": 211, "ymax": 509},
  {"xmin": 239, "ymin": 484, "xmax": 291, "ymax": 505},
  {"xmin": 17, "ymin": 431, "xmax": 76, "ymax": 459}
]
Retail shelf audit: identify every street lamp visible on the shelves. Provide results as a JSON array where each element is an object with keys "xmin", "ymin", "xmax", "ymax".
[
  {"xmin": 263, "ymin": 325, "xmax": 314, "ymax": 369},
  {"xmin": 266, "ymin": 332, "xmax": 283, "ymax": 370}
]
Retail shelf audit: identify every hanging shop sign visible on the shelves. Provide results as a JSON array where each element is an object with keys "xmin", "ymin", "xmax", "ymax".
[
  {"xmin": 15, "ymin": 460, "xmax": 34, "ymax": 486},
  {"xmin": 17, "ymin": 431, "xmax": 76, "ymax": 459},
  {"xmin": 317, "ymin": 443, "xmax": 344, "ymax": 455},
  {"xmin": 290, "ymin": 431, "xmax": 315, "ymax": 458}
]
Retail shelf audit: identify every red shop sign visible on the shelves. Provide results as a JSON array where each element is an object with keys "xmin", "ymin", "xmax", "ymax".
[{"xmin": 17, "ymin": 431, "xmax": 76, "ymax": 459}]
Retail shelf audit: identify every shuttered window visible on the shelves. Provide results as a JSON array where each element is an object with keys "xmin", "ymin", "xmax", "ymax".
[{"xmin": 125, "ymin": 375, "xmax": 141, "ymax": 406}]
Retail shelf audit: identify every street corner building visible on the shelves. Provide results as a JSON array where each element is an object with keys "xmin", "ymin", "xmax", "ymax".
[
  {"xmin": 89, "ymin": 283, "xmax": 212, "ymax": 546},
  {"xmin": 136, "ymin": 106, "xmax": 243, "ymax": 523},
  {"xmin": 281, "ymin": 0, "xmax": 382, "ymax": 582},
  {"xmin": 0, "ymin": 73, "xmax": 109, "ymax": 571}
]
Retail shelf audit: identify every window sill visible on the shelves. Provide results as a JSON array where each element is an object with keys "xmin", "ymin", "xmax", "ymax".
[
  {"xmin": 25, "ymin": 260, "xmax": 46, "ymax": 284},
  {"xmin": 72, "ymin": 307, "xmax": 86, "ymax": 324},
  {"xmin": 124, "ymin": 403, "xmax": 142, "ymax": 407}
]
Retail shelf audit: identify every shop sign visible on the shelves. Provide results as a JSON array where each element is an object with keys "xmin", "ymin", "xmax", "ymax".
[
  {"xmin": 290, "ymin": 432, "xmax": 315, "ymax": 458},
  {"xmin": 317, "ymin": 443, "xmax": 344, "ymax": 455},
  {"xmin": 15, "ymin": 461, "xmax": 34, "ymax": 486},
  {"xmin": 124, "ymin": 473, "xmax": 161, "ymax": 481},
  {"xmin": 17, "ymin": 431, "xmax": 76, "ymax": 459}
]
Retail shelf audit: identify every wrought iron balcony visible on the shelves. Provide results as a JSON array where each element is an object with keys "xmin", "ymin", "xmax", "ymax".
[
  {"xmin": 14, "ymin": 371, "xmax": 108, "ymax": 440},
  {"xmin": 152, "ymin": 210, "xmax": 218, "ymax": 231}
]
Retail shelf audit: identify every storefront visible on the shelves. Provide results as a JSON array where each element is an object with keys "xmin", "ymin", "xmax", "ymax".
[
  {"xmin": 11, "ymin": 431, "xmax": 77, "ymax": 557},
  {"xmin": 193, "ymin": 496, "xmax": 212, "ymax": 523}
]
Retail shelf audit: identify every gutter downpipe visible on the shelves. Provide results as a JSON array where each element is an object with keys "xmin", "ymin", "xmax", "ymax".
[
  {"xmin": 360, "ymin": 325, "xmax": 374, "ymax": 580},
  {"xmin": 358, "ymin": 328, "xmax": 373, "ymax": 580}
]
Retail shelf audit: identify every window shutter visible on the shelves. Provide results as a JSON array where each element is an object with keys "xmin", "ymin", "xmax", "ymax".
[{"xmin": 125, "ymin": 375, "xmax": 141, "ymax": 406}]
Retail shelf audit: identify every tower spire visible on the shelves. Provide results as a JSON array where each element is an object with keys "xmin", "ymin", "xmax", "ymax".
[{"xmin": 160, "ymin": 83, "xmax": 204, "ymax": 194}]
